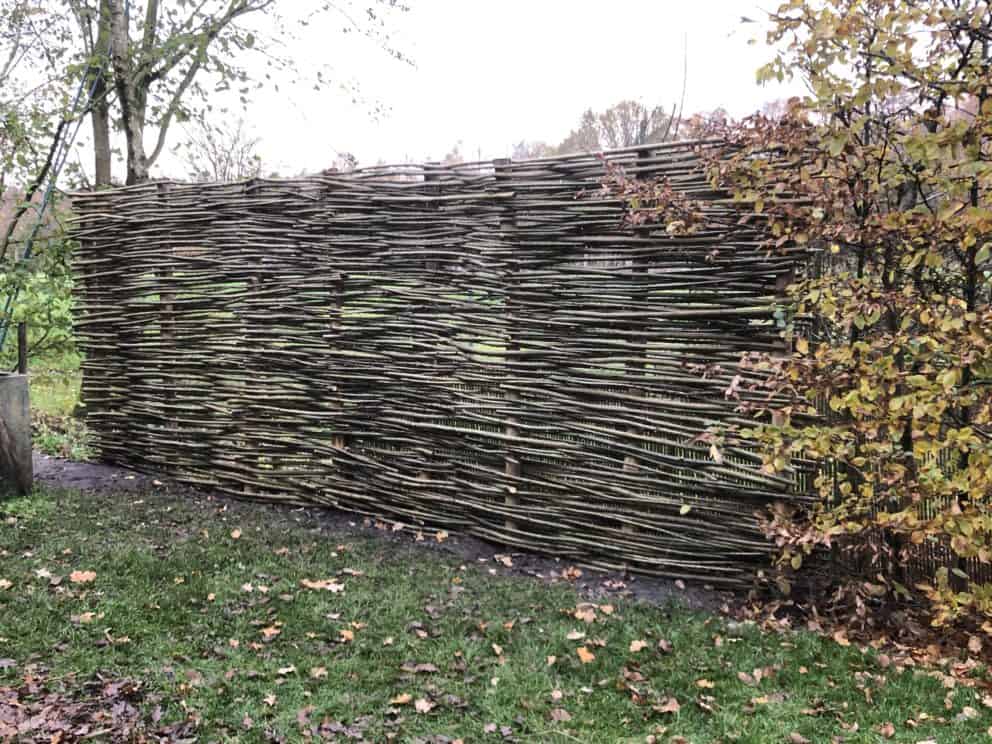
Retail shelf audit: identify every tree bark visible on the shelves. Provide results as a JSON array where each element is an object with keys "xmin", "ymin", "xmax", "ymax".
[
  {"xmin": 108, "ymin": 0, "xmax": 151, "ymax": 184},
  {"xmin": 90, "ymin": 0, "xmax": 113, "ymax": 187},
  {"xmin": 91, "ymin": 98, "xmax": 112, "ymax": 187}
]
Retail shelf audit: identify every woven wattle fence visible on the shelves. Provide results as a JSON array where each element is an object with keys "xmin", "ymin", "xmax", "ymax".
[{"xmin": 69, "ymin": 140, "xmax": 812, "ymax": 585}]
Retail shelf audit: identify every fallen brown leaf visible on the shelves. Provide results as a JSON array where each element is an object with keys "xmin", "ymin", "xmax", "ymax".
[
  {"xmin": 876, "ymin": 722, "xmax": 895, "ymax": 738},
  {"xmin": 300, "ymin": 578, "xmax": 345, "ymax": 593},
  {"xmin": 414, "ymin": 698, "xmax": 435, "ymax": 714},
  {"xmin": 654, "ymin": 697, "xmax": 680, "ymax": 714}
]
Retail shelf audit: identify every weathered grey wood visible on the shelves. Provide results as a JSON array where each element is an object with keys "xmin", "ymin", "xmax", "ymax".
[{"xmin": 0, "ymin": 374, "xmax": 32, "ymax": 495}]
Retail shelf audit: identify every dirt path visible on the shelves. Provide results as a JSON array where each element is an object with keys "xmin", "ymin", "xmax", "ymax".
[
  {"xmin": 34, "ymin": 452, "xmax": 160, "ymax": 493},
  {"xmin": 31, "ymin": 452, "xmax": 732, "ymax": 611}
]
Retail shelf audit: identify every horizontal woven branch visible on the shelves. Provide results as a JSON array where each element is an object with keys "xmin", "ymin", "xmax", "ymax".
[{"xmin": 69, "ymin": 141, "xmax": 812, "ymax": 586}]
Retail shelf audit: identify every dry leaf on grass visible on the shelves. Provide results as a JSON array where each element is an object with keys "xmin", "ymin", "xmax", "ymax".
[
  {"xmin": 576, "ymin": 646, "xmax": 595, "ymax": 664},
  {"xmin": 654, "ymin": 697, "xmax": 680, "ymax": 714},
  {"xmin": 300, "ymin": 579, "xmax": 345, "ymax": 593},
  {"xmin": 414, "ymin": 698, "xmax": 435, "ymax": 714}
]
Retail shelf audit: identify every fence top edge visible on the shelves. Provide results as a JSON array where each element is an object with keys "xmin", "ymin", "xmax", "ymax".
[{"xmin": 68, "ymin": 138, "xmax": 726, "ymax": 200}]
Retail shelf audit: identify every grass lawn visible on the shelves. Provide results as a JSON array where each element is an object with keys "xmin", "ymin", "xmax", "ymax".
[
  {"xmin": 27, "ymin": 357, "xmax": 91, "ymax": 462},
  {"xmin": 1, "ymin": 481, "xmax": 989, "ymax": 743}
]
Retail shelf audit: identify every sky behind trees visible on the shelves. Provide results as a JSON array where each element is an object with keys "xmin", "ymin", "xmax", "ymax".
[{"xmin": 199, "ymin": 0, "xmax": 804, "ymax": 176}]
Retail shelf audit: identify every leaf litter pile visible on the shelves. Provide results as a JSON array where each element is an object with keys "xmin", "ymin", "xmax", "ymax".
[
  {"xmin": 0, "ymin": 666, "xmax": 195, "ymax": 742},
  {"xmin": 1, "ymin": 483, "xmax": 991, "ymax": 743}
]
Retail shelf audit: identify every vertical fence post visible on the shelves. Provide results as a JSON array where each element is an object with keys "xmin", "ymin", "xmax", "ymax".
[
  {"xmin": 17, "ymin": 322, "xmax": 27, "ymax": 375},
  {"xmin": 621, "ymin": 149, "xmax": 653, "ymax": 564},
  {"xmin": 330, "ymin": 268, "xmax": 348, "ymax": 454},
  {"xmin": 424, "ymin": 163, "xmax": 441, "ymax": 274},
  {"xmin": 157, "ymin": 182, "xmax": 177, "ymax": 432},
  {"xmin": 494, "ymin": 158, "xmax": 521, "ymax": 538},
  {"xmin": 320, "ymin": 175, "xmax": 349, "ymax": 459},
  {"xmin": 771, "ymin": 266, "xmax": 795, "ymax": 428},
  {"xmin": 416, "ymin": 163, "xmax": 443, "ymax": 490}
]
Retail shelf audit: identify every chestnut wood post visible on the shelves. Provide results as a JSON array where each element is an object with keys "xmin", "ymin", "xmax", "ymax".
[
  {"xmin": 495, "ymin": 158, "xmax": 521, "ymax": 537},
  {"xmin": 621, "ymin": 150, "xmax": 653, "ymax": 558},
  {"xmin": 416, "ymin": 164, "xmax": 443, "ymax": 488},
  {"xmin": 16, "ymin": 322, "xmax": 27, "ymax": 375},
  {"xmin": 771, "ymin": 266, "xmax": 795, "ymax": 428},
  {"xmin": 157, "ymin": 182, "xmax": 176, "ymax": 431}
]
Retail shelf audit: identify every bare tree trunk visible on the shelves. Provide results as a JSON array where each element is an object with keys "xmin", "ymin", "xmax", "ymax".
[
  {"xmin": 90, "ymin": 0, "xmax": 113, "ymax": 187},
  {"xmin": 108, "ymin": 0, "xmax": 151, "ymax": 184},
  {"xmin": 91, "ymin": 94, "xmax": 112, "ymax": 187}
]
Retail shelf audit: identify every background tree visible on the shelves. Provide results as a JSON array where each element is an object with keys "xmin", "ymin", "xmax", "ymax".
[
  {"xmin": 678, "ymin": 107, "xmax": 729, "ymax": 140},
  {"xmin": 325, "ymin": 151, "xmax": 359, "ymax": 173},
  {"xmin": 0, "ymin": 1, "xmax": 80, "ymax": 364},
  {"xmin": 66, "ymin": 0, "xmax": 408, "ymax": 185},
  {"xmin": 511, "ymin": 140, "xmax": 555, "ymax": 160},
  {"xmin": 178, "ymin": 117, "xmax": 262, "ymax": 182},
  {"xmin": 440, "ymin": 140, "xmax": 465, "ymax": 166},
  {"xmin": 557, "ymin": 100, "xmax": 678, "ymax": 155},
  {"xmin": 1, "ymin": 0, "xmax": 76, "ymax": 253}
]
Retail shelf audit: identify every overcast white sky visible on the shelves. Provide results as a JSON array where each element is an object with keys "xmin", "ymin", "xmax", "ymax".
[{"xmin": 161, "ymin": 0, "xmax": 806, "ymax": 177}]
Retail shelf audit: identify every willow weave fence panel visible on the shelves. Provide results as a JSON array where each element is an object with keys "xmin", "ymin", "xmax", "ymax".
[{"xmin": 69, "ymin": 141, "xmax": 813, "ymax": 586}]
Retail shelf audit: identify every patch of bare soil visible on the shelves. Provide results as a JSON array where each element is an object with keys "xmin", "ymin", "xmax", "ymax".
[
  {"xmin": 32, "ymin": 453, "xmax": 733, "ymax": 612},
  {"xmin": 33, "ymin": 453, "xmax": 160, "ymax": 493}
]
